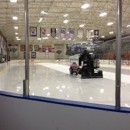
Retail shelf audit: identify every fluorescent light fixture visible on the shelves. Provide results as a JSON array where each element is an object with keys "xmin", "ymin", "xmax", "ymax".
[
  {"xmin": 64, "ymin": 14, "xmax": 68, "ymax": 17},
  {"xmin": 68, "ymin": 38, "xmax": 71, "ymax": 40},
  {"xmin": 63, "ymin": 20, "xmax": 69, "ymax": 23},
  {"xmin": 17, "ymin": 38, "xmax": 21, "ymax": 40},
  {"xmin": 43, "ymin": 37, "xmax": 49, "ymax": 39},
  {"xmin": 41, "ymin": 11, "xmax": 48, "ymax": 14},
  {"xmin": 13, "ymin": 16, "xmax": 18, "ymax": 20},
  {"xmin": 100, "ymin": 89, "xmax": 104, "ymax": 93},
  {"xmin": 109, "ymin": 31, "xmax": 114, "ymax": 34},
  {"xmin": 99, "ymin": 12, "xmax": 107, "ymax": 17},
  {"xmin": 101, "ymin": 36, "xmax": 105, "ymax": 38},
  {"xmin": 127, "ymin": 25, "xmax": 130, "ymax": 27},
  {"xmin": 10, "ymin": 0, "xmax": 17, "ymax": 2},
  {"xmin": 47, "ymin": 34, "xmax": 50, "ymax": 36},
  {"xmin": 81, "ymin": 4, "xmax": 90, "ymax": 9},
  {"xmin": 14, "ymin": 26, "xmax": 18, "ymax": 29},
  {"xmin": 15, "ymin": 33, "xmax": 18, "ymax": 35},
  {"xmin": 89, "ymin": 97, "xmax": 93, "ymax": 100},
  {"xmin": 62, "ymin": 38, "xmax": 66, "ymax": 40},
  {"xmin": 91, "ymin": 30, "xmax": 93, "ymax": 32},
  {"xmin": 16, "ymin": 37, "xmax": 21, "ymax": 40},
  {"xmin": 79, "ymin": 24, "xmax": 85, "ymax": 27},
  {"xmin": 107, "ymin": 22, "xmax": 113, "ymax": 26},
  {"xmin": 38, "ymin": 38, "xmax": 41, "ymax": 40},
  {"xmin": 39, "ymin": 18, "xmax": 43, "ymax": 22}
]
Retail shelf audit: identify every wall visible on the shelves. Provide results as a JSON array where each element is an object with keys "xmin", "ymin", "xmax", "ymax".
[
  {"xmin": 0, "ymin": 93, "xmax": 130, "ymax": 130},
  {"xmin": 10, "ymin": 43, "xmax": 68, "ymax": 60}
]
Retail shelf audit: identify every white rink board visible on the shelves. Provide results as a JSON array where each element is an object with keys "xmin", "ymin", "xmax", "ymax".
[{"xmin": 0, "ymin": 94, "xmax": 130, "ymax": 130}]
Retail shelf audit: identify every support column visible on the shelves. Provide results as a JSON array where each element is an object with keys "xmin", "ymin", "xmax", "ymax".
[
  {"xmin": 115, "ymin": 0, "xmax": 122, "ymax": 108},
  {"xmin": 23, "ymin": 0, "xmax": 29, "ymax": 96}
]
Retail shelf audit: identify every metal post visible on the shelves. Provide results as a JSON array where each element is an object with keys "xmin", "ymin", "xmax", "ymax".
[
  {"xmin": 115, "ymin": 0, "xmax": 122, "ymax": 108},
  {"xmin": 23, "ymin": 0, "xmax": 29, "ymax": 96},
  {"xmin": 6, "ymin": 40, "xmax": 8, "ymax": 64}
]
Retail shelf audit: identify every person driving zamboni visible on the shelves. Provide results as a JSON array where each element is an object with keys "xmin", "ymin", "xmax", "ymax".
[{"xmin": 79, "ymin": 50, "xmax": 94, "ymax": 77}]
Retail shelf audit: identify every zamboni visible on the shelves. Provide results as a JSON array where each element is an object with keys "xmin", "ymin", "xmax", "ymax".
[{"xmin": 69, "ymin": 50, "xmax": 103, "ymax": 79}]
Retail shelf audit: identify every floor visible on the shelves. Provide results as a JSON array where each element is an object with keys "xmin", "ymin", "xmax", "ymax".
[{"xmin": 0, "ymin": 60, "xmax": 130, "ymax": 108}]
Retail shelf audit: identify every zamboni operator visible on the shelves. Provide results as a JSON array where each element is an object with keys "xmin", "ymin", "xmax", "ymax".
[{"xmin": 79, "ymin": 50, "xmax": 94, "ymax": 75}]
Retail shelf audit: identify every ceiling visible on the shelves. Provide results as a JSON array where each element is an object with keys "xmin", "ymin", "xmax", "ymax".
[{"xmin": 0, "ymin": 0, "xmax": 130, "ymax": 44}]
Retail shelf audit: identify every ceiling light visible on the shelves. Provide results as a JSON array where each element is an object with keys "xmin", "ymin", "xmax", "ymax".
[
  {"xmin": 107, "ymin": 22, "xmax": 113, "ymax": 26},
  {"xmin": 39, "ymin": 18, "xmax": 43, "ymax": 22},
  {"xmin": 64, "ymin": 14, "xmax": 68, "ymax": 17},
  {"xmin": 15, "ymin": 33, "xmax": 18, "ymax": 35},
  {"xmin": 38, "ymin": 38, "xmax": 41, "ymax": 40},
  {"xmin": 68, "ymin": 38, "xmax": 71, "ymax": 40},
  {"xmin": 17, "ymin": 38, "xmax": 21, "ymax": 40},
  {"xmin": 91, "ymin": 30, "xmax": 93, "ymax": 32},
  {"xmin": 43, "ymin": 37, "xmax": 49, "ymax": 39},
  {"xmin": 127, "ymin": 25, "xmax": 130, "ymax": 27},
  {"xmin": 100, "ymin": 89, "xmax": 104, "ymax": 93},
  {"xmin": 81, "ymin": 4, "xmax": 90, "ymax": 9},
  {"xmin": 99, "ymin": 12, "xmax": 107, "ymax": 17},
  {"xmin": 41, "ymin": 11, "xmax": 48, "ymax": 14},
  {"xmin": 89, "ymin": 97, "xmax": 93, "ymax": 100},
  {"xmin": 10, "ymin": 0, "xmax": 17, "ymax": 2},
  {"xmin": 13, "ymin": 16, "xmax": 18, "ymax": 20},
  {"xmin": 16, "ymin": 37, "xmax": 18, "ymax": 39},
  {"xmin": 109, "ymin": 31, "xmax": 114, "ymax": 34},
  {"xmin": 101, "ymin": 36, "xmax": 105, "ymax": 38},
  {"xmin": 79, "ymin": 24, "xmax": 85, "ymax": 27},
  {"xmin": 47, "ymin": 34, "xmax": 50, "ymax": 36},
  {"xmin": 63, "ymin": 20, "xmax": 69, "ymax": 23},
  {"xmin": 14, "ymin": 26, "xmax": 18, "ymax": 29}
]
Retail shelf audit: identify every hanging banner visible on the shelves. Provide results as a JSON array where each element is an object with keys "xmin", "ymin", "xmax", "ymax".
[
  {"xmin": 94, "ymin": 30, "xmax": 99, "ymax": 37},
  {"xmin": 40, "ymin": 28, "xmax": 46, "ymax": 38},
  {"xmin": 94, "ymin": 30, "xmax": 99, "ymax": 40},
  {"xmin": 86, "ymin": 29, "xmax": 94, "ymax": 39},
  {"xmin": 51, "ymin": 28, "xmax": 56, "ymax": 38},
  {"xmin": 60, "ymin": 28, "xmax": 66, "ymax": 39},
  {"xmin": 68, "ymin": 28, "xmax": 74, "ymax": 39},
  {"xmin": 0, "ymin": 34, "xmax": 5, "ymax": 54},
  {"xmin": 77, "ymin": 29, "xmax": 84, "ymax": 39},
  {"xmin": 10, "ymin": 44, "xmax": 18, "ymax": 59},
  {"xmin": 30, "ymin": 27, "xmax": 37, "ymax": 37}
]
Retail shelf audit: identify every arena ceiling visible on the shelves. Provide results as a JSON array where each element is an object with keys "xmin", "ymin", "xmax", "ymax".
[{"xmin": 0, "ymin": 0, "xmax": 130, "ymax": 44}]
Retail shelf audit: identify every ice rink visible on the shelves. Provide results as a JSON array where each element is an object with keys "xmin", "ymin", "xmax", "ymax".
[{"xmin": 0, "ymin": 60, "xmax": 130, "ymax": 107}]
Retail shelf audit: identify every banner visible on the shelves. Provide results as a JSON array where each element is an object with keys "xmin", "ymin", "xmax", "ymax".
[
  {"xmin": 68, "ymin": 28, "xmax": 74, "ymax": 39},
  {"xmin": 54, "ymin": 44, "xmax": 63, "ymax": 59},
  {"xmin": 30, "ymin": 27, "xmax": 37, "ymax": 37},
  {"xmin": 0, "ymin": 34, "xmax": 6, "ymax": 54},
  {"xmin": 40, "ymin": 28, "xmax": 46, "ymax": 38},
  {"xmin": 51, "ymin": 28, "xmax": 56, "ymax": 38},
  {"xmin": 94, "ymin": 30, "xmax": 99, "ymax": 39},
  {"xmin": 38, "ymin": 45, "xmax": 55, "ymax": 53},
  {"xmin": 86, "ymin": 29, "xmax": 94, "ymax": 39},
  {"xmin": 77, "ymin": 29, "xmax": 84, "ymax": 39},
  {"xmin": 10, "ymin": 44, "xmax": 18, "ymax": 59},
  {"xmin": 60, "ymin": 28, "xmax": 66, "ymax": 39}
]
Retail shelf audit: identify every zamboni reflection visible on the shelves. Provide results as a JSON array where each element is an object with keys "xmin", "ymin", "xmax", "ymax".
[{"xmin": 69, "ymin": 50, "xmax": 103, "ymax": 79}]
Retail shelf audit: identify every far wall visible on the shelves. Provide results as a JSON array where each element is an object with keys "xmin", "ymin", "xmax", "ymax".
[{"xmin": 9, "ymin": 43, "xmax": 69, "ymax": 60}]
